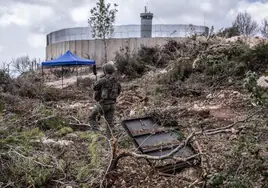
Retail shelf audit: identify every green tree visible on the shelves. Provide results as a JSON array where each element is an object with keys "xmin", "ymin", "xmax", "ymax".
[
  {"xmin": 88, "ymin": 0, "xmax": 118, "ymax": 64},
  {"xmin": 232, "ymin": 11, "xmax": 258, "ymax": 36}
]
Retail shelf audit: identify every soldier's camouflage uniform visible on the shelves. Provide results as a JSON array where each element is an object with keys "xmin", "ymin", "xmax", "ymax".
[{"xmin": 89, "ymin": 63, "xmax": 121, "ymax": 138}]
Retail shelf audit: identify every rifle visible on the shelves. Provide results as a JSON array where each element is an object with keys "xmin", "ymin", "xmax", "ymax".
[{"xmin": 93, "ymin": 64, "xmax": 97, "ymax": 81}]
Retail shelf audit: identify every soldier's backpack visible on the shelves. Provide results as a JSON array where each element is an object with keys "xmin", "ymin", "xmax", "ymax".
[{"xmin": 101, "ymin": 77, "xmax": 119, "ymax": 101}]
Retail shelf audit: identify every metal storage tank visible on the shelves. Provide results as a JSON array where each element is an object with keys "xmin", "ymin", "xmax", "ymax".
[{"xmin": 45, "ymin": 8, "xmax": 209, "ymax": 65}]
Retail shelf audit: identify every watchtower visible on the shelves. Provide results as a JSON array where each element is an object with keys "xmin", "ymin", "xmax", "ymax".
[{"xmin": 140, "ymin": 6, "xmax": 153, "ymax": 38}]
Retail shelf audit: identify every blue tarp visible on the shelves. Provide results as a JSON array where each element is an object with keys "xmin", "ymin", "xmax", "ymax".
[{"xmin": 41, "ymin": 50, "xmax": 95, "ymax": 67}]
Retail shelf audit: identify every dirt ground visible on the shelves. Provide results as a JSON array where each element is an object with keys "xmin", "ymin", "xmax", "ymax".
[
  {"xmin": 1, "ymin": 36, "xmax": 268, "ymax": 188},
  {"xmin": 42, "ymin": 75, "xmax": 263, "ymax": 187}
]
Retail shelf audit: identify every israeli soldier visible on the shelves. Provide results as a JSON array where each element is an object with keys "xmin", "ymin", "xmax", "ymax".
[{"xmin": 89, "ymin": 63, "xmax": 121, "ymax": 139}]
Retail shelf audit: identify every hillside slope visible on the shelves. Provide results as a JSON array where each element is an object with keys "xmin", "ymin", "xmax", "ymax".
[{"xmin": 1, "ymin": 36, "xmax": 268, "ymax": 188}]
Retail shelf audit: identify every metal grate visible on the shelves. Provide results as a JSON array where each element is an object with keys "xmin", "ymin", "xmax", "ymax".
[{"xmin": 121, "ymin": 117, "xmax": 200, "ymax": 174}]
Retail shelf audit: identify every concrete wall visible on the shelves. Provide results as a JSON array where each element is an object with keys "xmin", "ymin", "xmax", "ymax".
[
  {"xmin": 46, "ymin": 24, "xmax": 209, "ymax": 45},
  {"xmin": 46, "ymin": 37, "xmax": 185, "ymax": 67}
]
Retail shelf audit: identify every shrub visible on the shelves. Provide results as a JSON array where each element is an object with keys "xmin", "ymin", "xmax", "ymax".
[
  {"xmin": 56, "ymin": 127, "xmax": 73, "ymax": 136},
  {"xmin": 116, "ymin": 38, "xmax": 268, "ymax": 86},
  {"xmin": 217, "ymin": 26, "xmax": 240, "ymax": 38},
  {"xmin": 49, "ymin": 67, "xmax": 75, "ymax": 78},
  {"xmin": 157, "ymin": 58, "xmax": 193, "ymax": 84},
  {"xmin": 212, "ymin": 119, "xmax": 268, "ymax": 188},
  {"xmin": 0, "ymin": 70, "xmax": 17, "ymax": 93},
  {"xmin": 115, "ymin": 41, "xmax": 187, "ymax": 78},
  {"xmin": 190, "ymin": 41, "xmax": 250, "ymax": 85},
  {"xmin": 76, "ymin": 76, "xmax": 93, "ymax": 88},
  {"xmin": 240, "ymin": 42, "xmax": 268, "ymax": 73},
  {"xmin": 115, "ymin": 47, "xmax": 147, "ymax": 78},
  {"xmin": 243, "ymin": 71, "xmax": 268, "ymax": 105}
]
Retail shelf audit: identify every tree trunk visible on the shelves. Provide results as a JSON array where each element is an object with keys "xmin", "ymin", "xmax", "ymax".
[
  {"xmin": 103, "ymin": 38, "xmax": 108, "ymax": 64},
  {"xmin": 7, "ymin": 64, "xmax": 10, "ymax": 76}
]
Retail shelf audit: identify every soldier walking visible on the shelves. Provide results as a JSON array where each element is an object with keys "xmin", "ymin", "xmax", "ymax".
[{"xmin": 89, "ymin": 63, "xmax": 121, "ymax": 139}]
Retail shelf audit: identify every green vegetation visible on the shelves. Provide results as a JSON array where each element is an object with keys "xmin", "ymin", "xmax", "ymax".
[{"xmin": 56, "ymin": 126, "xmax": 73, "ymax": 136}]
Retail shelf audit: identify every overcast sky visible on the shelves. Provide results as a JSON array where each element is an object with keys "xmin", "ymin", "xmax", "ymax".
[{"xmin": 0, "ymin": 0, "xmax": 268, "ymax": 63}]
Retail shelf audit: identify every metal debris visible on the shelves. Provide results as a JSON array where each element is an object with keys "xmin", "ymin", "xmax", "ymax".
[{"xmin": 121, "ymin": 117, "xmax": 200, "ymax": 174}]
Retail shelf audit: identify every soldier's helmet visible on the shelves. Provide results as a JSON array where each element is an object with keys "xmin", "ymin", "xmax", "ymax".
[{"xmin": 102, "ymin": 63, "xmax": 116, "ymax": 74}]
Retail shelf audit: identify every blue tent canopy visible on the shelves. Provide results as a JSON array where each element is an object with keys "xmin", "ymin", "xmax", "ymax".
[{"xmin": 41, "ymin": 50, "xmax": 96, "ymax": 67}]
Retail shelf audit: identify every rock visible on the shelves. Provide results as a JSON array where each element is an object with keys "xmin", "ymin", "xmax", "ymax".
[
  {"xmin": 206, "ymin": 94, "xmax": 213, "ymax": 99},
  {"xmin": 232, "ymin": 91, "xmax": 241, "ymax": 96},
  {"xmin": 129, "ymin": 110, "xmax": 136, "ymax": 116},
  {"xmin": 65, "ymin": 133, "xmax": 78, "ymax": 139},
  {"xmin": 178, "ymin": 167, "xmax": 200, "ymax": 181},
  {"xmin": 218, "ymin": 93, "xmax": 225, "ymax": 98},
  {"xmin": 191, "ymin": 104, "xmax": 221, "ymax": 111},
  {"xmin": 210, "ymin": 108, "xmax": 236, "ymax": 120},
  {"xmin": 53, "ymin": 139, "xmax": 74, "ymax": 146},
  {"xmin": 260, "ymin": 151, "xmax": 268, "ymax": 158},
  {"xmin": 121, "ymin": 180, "xmax": 126, "ymax": 185},
  {"xmin": 257, "ymin": 76, "xmax": 268, "ymax": 88},
  {"xmin": 159, "ymin": 69, "xmax": 167, "ymax": 74}
]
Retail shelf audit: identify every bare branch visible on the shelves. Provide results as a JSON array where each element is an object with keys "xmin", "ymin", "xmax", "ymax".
[
  {"xmin": 195, "ymin": 108, "xmax": 262, "ymax": 135},
  {"xmin": 232, "ymin": 11, "xmax": 259, "ymax": 36},
  {"xmin": 68, "ymin": 123, "xmax": 93, "ymax": 131},
  {"xmin": 9, "ymin": 150, "xmax": 54, "ymax": 168},
  {"xmin": 261, "ymin": 18, "xmax": 268, "ymax": 38},
  {"xmin": 11, "ymin": 56, "xmax": 39, "ymax": 75},
  {"xmin": 119, "ymin": 151, "xmax": 201, "ymax": 161},
  {"xmin": 106, "ymin": 132, "xmax": 197, "ymax": 173},
  {"xmin": 30, "ymin": 115, "xmax": 56, "ymax": 126}
]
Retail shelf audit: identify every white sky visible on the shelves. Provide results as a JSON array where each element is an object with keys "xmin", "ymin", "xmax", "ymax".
[{"xmin": 0, "ymin": 0, "xmax": 268, "ymax": 63}]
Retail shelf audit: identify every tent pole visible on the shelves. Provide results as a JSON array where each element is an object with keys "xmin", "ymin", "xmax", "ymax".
[
  {"xmin": 76, "ymin": 64, "xmax": 78, "ymax": 87},
  {"xmin": 41, "ymin": 66, "xmax": 43, "ymax": 84},
  {"xmin": 62, "ymin": 66, "xmax": 63, "ymax": 89},
  {"xmin": 41, "ymin": 66, "xmax": 44, "ymax": 91}
]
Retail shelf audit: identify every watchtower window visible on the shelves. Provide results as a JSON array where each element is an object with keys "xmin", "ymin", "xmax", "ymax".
[{"xmin": 141, "ymin": 15, "xmax": 152, "ymax": 20}]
